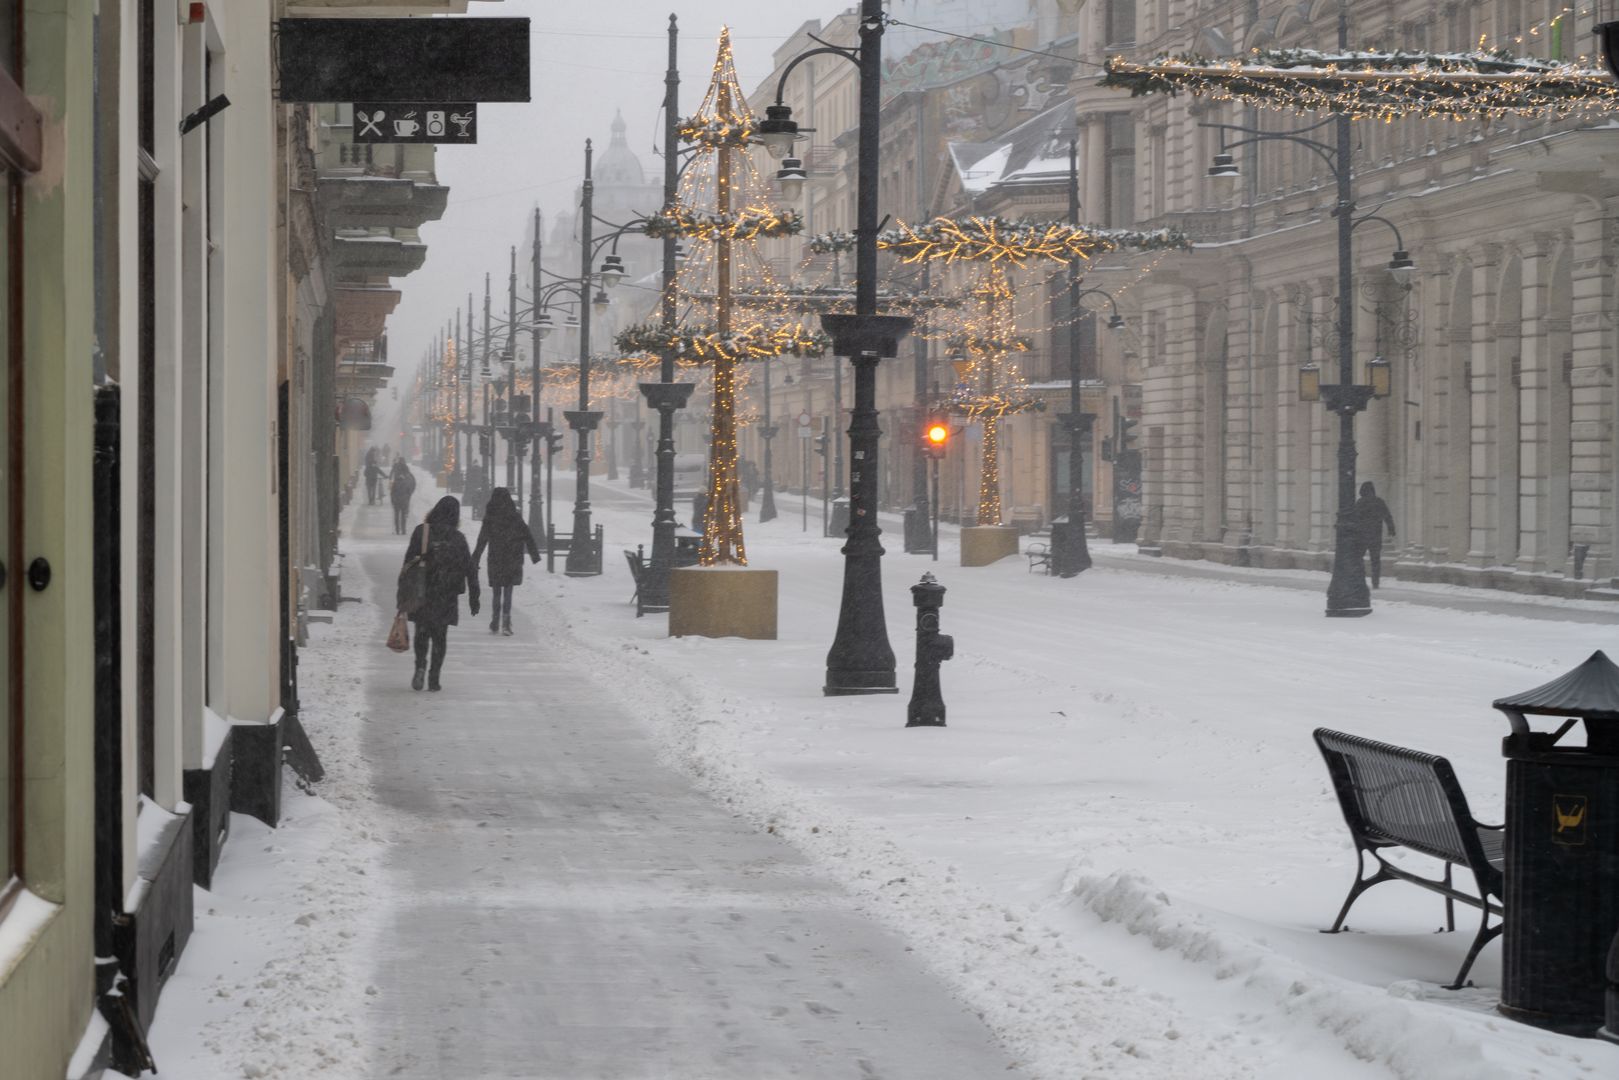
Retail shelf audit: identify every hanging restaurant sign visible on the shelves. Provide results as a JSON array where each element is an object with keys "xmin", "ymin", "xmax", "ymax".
[
  {"xmin": 276, "ymin": 18, "xmax": 530, "ymax": 104},
  {"xmin": 352, "ymin": 104, "xmax": 477, "ymax": 144}
]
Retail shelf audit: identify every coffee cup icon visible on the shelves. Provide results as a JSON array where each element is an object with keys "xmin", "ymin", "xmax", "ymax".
[{"xmin": 393, "ymin": 115, "xmax": 421, "ymax": 137}]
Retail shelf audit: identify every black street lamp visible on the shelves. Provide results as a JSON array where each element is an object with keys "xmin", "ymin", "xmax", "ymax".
[
  {"xmin": 564, "ymin": 138, "xmax": 606, "ymax": 577},
  {"xmin": 759, "ymin": 356, "xmax": 779, "ymax": 522},
  {"xmin": 1202, "ymin": 5, "xmax": 1405, "ymax": 616},
  {"xmin": 1052, "ymin": 139, "xmax": 1095, "ymax": 579},
  {"xmin": 638, "ymin": 15, "xmax": 695, "ymax": 614},
  {"xmin": 759, "ymin": 0, "xmax": 911, "ymax": 694}
]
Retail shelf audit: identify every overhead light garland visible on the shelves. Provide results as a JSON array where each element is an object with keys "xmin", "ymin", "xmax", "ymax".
[
  {"xmin": 1099, "ymin": 48, "xmax": 1619, "ymax": 120},
  {"xmin": 808, "ymin": 217, "xmax": 1191, "ymax": 266},
  {"xmin": 614, "ymin": 321, "xmax": 830, "ymax": 362},
  {"xmin": 642, "ymin": 205, "xmax": 805, "ymax": 242}
]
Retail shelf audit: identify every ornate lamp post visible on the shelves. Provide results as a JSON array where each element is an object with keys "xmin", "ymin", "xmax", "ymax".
[
  {"xmin": 1206, "ymin": 113, "xmax": 1407, "ymax": 614},
  {"xmin": 756, "ymin": 0, "xmax": 911, "ymax": 693},
  {"xmin": 637, "ymin": 14, "xmax": 695, "ymax": 613}
]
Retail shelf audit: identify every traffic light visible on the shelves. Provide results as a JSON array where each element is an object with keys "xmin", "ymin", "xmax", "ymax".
[
  {"xmin": 921, "ymin": 416, "xmax": 950, "ymax": 459},
  {"xmin": 813, "ymin": 433, "xmax": 829, "ymax": 458},
  {"xmin": 546, "ymin": 431, "xmax": 565, "ymax": 455},
  {"xmin": 478, "ymin": 430, "xmax": 492, "ymax": 457}
]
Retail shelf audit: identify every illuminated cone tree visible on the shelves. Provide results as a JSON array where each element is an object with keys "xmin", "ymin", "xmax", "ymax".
[{"xmin": 616, "ymin": 29, "xmax": 823, "ymax": 565}]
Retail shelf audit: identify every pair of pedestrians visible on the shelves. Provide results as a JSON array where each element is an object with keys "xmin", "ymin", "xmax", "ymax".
[{"xmin": 398, "ymin": 487, "xmax": 538, "ymax": 690}]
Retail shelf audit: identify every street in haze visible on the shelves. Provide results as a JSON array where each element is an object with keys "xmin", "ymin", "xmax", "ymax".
[{"xmin": 9, "ymin": 2, "xmax": 1619, "ymax": 1079}]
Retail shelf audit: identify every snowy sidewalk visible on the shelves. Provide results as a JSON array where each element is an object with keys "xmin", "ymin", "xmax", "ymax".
[{"xmin": 341, "ymin": 497, "xmax": 1016, "ymax": 1078}]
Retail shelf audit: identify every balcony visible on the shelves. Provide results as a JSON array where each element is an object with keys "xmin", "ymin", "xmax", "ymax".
[
  {"xmin": 333, "ymin": 233, "xmax": 428, "ymax": 280},
  {"xmin": 319, "ymin": 175, "xmax": 448, "ymax": 231}
]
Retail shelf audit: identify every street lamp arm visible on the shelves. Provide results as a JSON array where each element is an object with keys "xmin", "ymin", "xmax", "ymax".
[
  {"xmin": 1075, "ymin": 286, "xmax": 1122, "ymax": 321},
  {"xmin": 1199, "ymin": 121, "xmax": 1339, "ymax": 175},
  {"xmin": 1351, "ymin": 209, "xmax": 1405, "ymax": 251},
  {"xmin": 773, "ymin": 44, "xmax": 859, "ymax": 106}
]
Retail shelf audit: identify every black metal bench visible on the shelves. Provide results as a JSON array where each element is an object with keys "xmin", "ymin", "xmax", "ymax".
[
  {"xmin": 1313, "ymin": 728, "xmax": 1505, "ymax": 989},
  {"xmin": 546, "ymin": 523, "xmax": 604, "ymax": 575},
  {"xmin": 624, "ymin": 547, "xmax": 646, "ymax": 614},
  {"xmin": 1025, "ymin": 541, "xmax": 1052, "ymax": 574}
]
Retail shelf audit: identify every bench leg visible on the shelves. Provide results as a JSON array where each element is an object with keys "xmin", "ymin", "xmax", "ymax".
[
  {"xmin": 1443, "ymin": 909, "xmax": 1502, "ymax": 991},
  {"xmin": 1442, "ymin": 863, "xmax": 1456, "ymax": 933},
  {"xmin": 1322, "ymin": 849, "xmax": 1396, "ymax": 934}
]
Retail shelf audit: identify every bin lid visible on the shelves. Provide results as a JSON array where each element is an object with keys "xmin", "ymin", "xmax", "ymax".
[{"xmin": 1493, "ymin": 650, "xmax": 1619, "ymax": 730}]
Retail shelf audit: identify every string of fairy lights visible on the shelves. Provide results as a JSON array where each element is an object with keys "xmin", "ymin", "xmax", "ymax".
[{"xmin": 1099, "ymin": 47, "xmax": 1619, "ymax": 121}]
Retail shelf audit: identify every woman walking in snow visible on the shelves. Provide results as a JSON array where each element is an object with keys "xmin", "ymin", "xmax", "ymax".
[
  {"xmin": 402, "ymin": 495, "xmax": 480, "ymax": 691},
  {"xmin": 389, "ymin": 457, "xmax": 416, "ymax": 535},
  {"xmin": 471, "ymin": 487, "xmax": 540, "ymax": 635}
]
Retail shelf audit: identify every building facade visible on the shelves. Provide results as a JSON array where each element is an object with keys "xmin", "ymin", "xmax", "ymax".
[
  {"xmin": 1076, "ymin": 0, "xmax": 1618, "ymax": 595},
  {"xmin": 0, "ymin": 2, "xmax": 485, "ymax": 1077},
  {"xmin": 742, "ymin": 0, "xmax": 1616, "ymax": 598}
]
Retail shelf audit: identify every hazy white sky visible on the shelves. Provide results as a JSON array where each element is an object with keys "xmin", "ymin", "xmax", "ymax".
[{"xmin": 389, "ymin": 1, "xmax": 822, "ymax": 382}]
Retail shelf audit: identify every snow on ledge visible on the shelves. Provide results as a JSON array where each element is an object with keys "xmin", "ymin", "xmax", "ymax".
[{"xmin": 0, "ymin": 883, "xmax": 60, "ymax": 983}]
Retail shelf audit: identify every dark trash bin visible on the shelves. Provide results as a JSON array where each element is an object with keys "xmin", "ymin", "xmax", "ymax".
[
  {"xmin": 828, "ymin": 497, "xmax": 850, "ymax": 539},
  {"xmin": 1494, "ymin": 650, "xmax": 1619, "ymax": 1035},
  {"xmin": 1049, "ymin": 515, "xmax": 1092, "ymax": 578},
  {"xmin": 902, "ymin": 506, "xmax": 932, "ymax": 554}
]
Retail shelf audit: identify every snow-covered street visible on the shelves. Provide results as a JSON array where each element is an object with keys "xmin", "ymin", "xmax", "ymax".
[{"xmin": 141, "ymin": 477, "xmax": 1619, "ymax": 1079}]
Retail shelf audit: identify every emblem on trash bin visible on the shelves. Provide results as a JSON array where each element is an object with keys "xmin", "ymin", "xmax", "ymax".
[{"xmin": 1553, "ymin": 794, "xmax": 1588, "ymax": 845}]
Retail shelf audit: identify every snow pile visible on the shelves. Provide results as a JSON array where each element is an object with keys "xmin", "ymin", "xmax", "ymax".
[
  {"xmin": 541, "ymin": 482, "xmax": 1619, "ymax": 1080},
  {"xmin": 138, "ymin": 547, "xmax": 393, "ymax": 1080}
]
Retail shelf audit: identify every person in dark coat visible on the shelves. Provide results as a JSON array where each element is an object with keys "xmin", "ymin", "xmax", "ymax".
[
  {"xmin": 403, "ymin": 496, "xmax": 479, "ymax": 691},
  {"xmin": 364, "ymin": 448, "xmax": 383, "ymax": 504},
  {"xmin": 472, "ymin": 487, "xmax": 541, "ymax": 635},
  {"xmin": 1349, "ymin": 480, "xmax": 1397, "ymax": 588},
  {"xmin": 389, "ymin": 458, "xmax": 416, "ymax": 535}
]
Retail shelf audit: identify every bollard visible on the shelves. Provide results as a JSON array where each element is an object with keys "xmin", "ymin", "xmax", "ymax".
[{"xmin": 906, "ymin": 572, "xmax": 954, "ymax": 727}]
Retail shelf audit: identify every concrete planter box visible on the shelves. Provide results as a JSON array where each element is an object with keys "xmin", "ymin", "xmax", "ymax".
[
  {"xmin": 669, "ymin": 567, "xmax": 778, "ymax": 639},
  {"xmin": 960, "ymin": 526, "xmax": 1019, "ymax": 567}
]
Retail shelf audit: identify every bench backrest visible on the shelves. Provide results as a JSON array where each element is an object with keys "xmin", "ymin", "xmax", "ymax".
[{"xmin": 1313, "ymin": 728, "xmax": 1489, "ymax": 868}]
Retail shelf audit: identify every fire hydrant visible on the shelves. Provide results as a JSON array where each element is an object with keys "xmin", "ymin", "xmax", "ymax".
[{"xmin": 907, "ymin": 572, "xmax": 954, "ymax": 727}]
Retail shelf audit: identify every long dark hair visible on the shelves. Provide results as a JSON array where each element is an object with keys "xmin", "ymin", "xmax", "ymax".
[
  {"xmin": 485, "ymin": 487, "xmax": 522, "ymax": 527},
  {"xmin": 426, "ymin": 495, "xmax": 460, "ymax": 528}
]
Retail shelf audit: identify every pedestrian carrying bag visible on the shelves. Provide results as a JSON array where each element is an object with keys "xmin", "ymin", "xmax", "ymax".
[
  {"xmin": 397, "ymin": 518, "xmax": 431, "ymax": 615},
  {"xmin": 386, "ymin": 611, "xmax": 410, "ymax": 653}
]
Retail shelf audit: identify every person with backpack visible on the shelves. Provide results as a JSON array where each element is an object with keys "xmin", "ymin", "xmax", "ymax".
[
  {"xmin": 400, "ymin": 495, "xmax": 479, "ymax": 691},
  {"xmin": 389, "ymin": 457, "xmax": 416, "ymax": 535},
  {"xmin": 471, "ymin": 487, "xmax": 541, "ymax": 635}
]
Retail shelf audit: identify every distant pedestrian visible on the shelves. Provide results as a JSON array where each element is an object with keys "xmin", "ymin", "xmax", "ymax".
[
  {"xmin": 364, "ymin": 448, "xmax": 384, "ymax": 505},
  {"xmin": 1350, "ymin": 481, "xmax": 1397, "ymax": 588},
  {"xmin": 402, "ymin": 496, "xmax": 480, "ymax": 692},
  {"xmin": 389, "ymin": 458, "xmax": 416, "ymax": 535},
  {"xmin": 472, "ymin": 487, "xmax": 540, "ymax": 636},
  {"xmin": 740, "ymin": 459, "xmax": 759, "ymax": 508}
]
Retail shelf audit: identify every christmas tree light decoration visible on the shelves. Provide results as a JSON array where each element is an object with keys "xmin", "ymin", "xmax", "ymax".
[
  {"xmin": 630, "ymin": 27, "xmax": 814, "ymax": 567},
  {"xmin": 1100, "ymin": 48, "xmax": 1619, "ymax": 121}
]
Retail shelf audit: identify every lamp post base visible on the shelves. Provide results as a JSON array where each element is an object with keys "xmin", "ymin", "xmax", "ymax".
[{"xmin": 1325, "ymin": 516, "xmax": 1372, "ymax": 617}]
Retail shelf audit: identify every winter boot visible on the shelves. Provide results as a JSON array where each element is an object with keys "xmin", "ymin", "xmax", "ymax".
[
  {"xmin": 490, "ymin": 614, "xmax": 500, "ymax": 633},
  {"xmin": 411, "ymin": 665, "xmax": 425, "ymax": 691},
  {"xmin": 502, "ymin": 616, "xmax": 513, "ymax": 636},
  {"xmin": 427, "ymin": 671, "xmax": 442, "ymax": 692}
]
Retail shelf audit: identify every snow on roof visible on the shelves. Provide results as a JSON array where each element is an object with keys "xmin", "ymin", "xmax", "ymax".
[{"xmin": 949, "ymin": 100, "xmax": 1078, "ymax": 197}]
